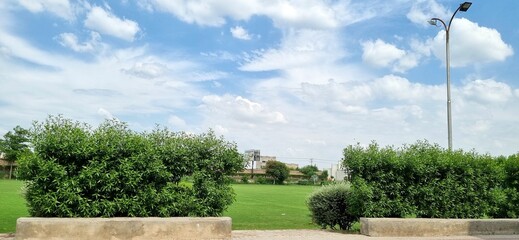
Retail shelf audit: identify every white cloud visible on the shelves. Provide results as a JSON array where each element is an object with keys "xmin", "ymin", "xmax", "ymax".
[
  {"xmin": 362, "ymin": 39, "xmax": 405, "ymax": 68},
  {"xmin": 214, "ymin": 125, "xmax": 229, "ymax": 134},
  {"xmin": 84, "ymin": 6, "xmax": 140, "ymax": 41},
  {"xmin": 430, "ymin": 18, "xmax": 513, "ymax": 67},
  {"xmin": 0, "ymin": 27, "xmax": 205, "ymax": 132},
  {"xmin": 462, "ymin": 120, "xmax": 490, "ymax": 135},
  {"xmin": 18, "ymin": 0, "xmax": 74, "ymax": 20},
  {"xmin": 136, "ymin": 0, "xmax": 154, "ymax": 12},
  {"xmin": 145, "ymin": 0, "xmax": 379, "ymax": 29},
  {"xmin": 147, "ymin": 0, "xmax": 253, "ymax": 27},
  {"xmin": 373, "ymin": 75, "xmax": 444, "ymax": 102},
  {"xmin": 56, "ymin": 32, "xmax": 102, "ymax": 53},
  {"xmin": 300, "ymin": 80, "xmax": 371, "ymax": 114},
  {"xmin": 361, "ymin": 39, "xmax": 426, "ymax": 73},
  {"xmin": 98, "ymin": 108, "xmax": 116, "ymax": 120},
  {"xmin": 393, "ymin": 52, "xmax": 420, "ymax": 73},
  {"xmin": 0, "ymin": 28, "xmax": 71, "ymax": 67},
  {"xmin": 201, "ymin": 95, "xmax": 288, "ymax": 125},
  {"xmin": 230, "ymin": 26, "xmax": 252, "ymax": 40},
  {"xmin": 407, "ymin": 0, "xmax": 449, "ymax": 27},
  {"xmin": 262, "ymin": 1, "xmax": 342, "ymax": 29},
  {"xmin": 187, "ymin": 71, "xmax": 228, "ymax": 82},
  {"xmin": 462, "ymin": 79, "xmax": 513, "ymax": 104},
  {"xmin": 122, "ymin": 61, "xmax": 168, "ymax": 79},
  {"xmin": 240, "ymin": 29, "xmax": 344, "ymax": 71},
  {"xmin": 168, "ymin": 115, "xmax": 187, "ymax": 128}
]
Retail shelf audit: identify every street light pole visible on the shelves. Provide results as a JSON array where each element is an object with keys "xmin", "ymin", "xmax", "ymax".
[{"xmin": 428, "ymin": 2, "xmax": 472, "ymax": 151}]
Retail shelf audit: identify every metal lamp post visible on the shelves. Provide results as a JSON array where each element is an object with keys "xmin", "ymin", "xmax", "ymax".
[{"xmin": 428, "ymin": 2, "xmax": 472, "ymax": 151}]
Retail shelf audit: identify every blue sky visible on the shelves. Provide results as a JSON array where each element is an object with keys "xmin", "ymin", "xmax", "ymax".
[{"xmin": 0, "ymin": 0, "xmax": 517, "ymax": 168}]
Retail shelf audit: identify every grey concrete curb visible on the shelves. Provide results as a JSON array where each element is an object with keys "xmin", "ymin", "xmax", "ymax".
[
  {"xmin": 361, "ymin": 218, "xmax": 519, "ymax": 237},
  {"xmin": 15, "ymin": 217, "xmax": 231, "ymax": 240}
]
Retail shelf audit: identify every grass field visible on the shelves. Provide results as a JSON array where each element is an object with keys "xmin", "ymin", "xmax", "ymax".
[
  {"xmin": 0, "ymin": 180, "xmax": 28, "ymax": 233},
  {"xmin": 224, "ymin": 184, "xmax": 319, "ymax": 230},
  {"xmin": 0, "ymin": 180, "xmax": 319, "ymax": 233}
]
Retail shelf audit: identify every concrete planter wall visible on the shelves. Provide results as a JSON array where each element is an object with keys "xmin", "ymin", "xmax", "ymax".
[
  {"xmin": 361, "ymin": 218, "xmax": 519, "ymax": 237},
  {"xmin": 16, "ymin": 217, "xmax": 231, "ymax": 240}
]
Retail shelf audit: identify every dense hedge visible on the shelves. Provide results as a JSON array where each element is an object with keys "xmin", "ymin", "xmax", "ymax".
[
  {"xmin": 497, "ymin": 154, "xmax": 519, "ymax": 217},
  {"xmin": 344, "ymin": 141, "xmax": 519, "ymax": 218},
  {"xmin": 17, "ymin": 116, "xmax": 244, "ymax": 217}
]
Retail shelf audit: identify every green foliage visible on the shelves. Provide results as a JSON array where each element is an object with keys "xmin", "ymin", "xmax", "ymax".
[
  {"xmin": 265, "ymin": 161, "xmax": 290, "ymax": 184},
  {"xmin": 319, "ymin": 170, "xmax": 328, "ymax": 181},
  {"xmin": 299, "ymin": 165, "xmax": 318, "ymax": 178},
  {"xmin": 297, "ymin": 179, "xmax": 312, "ymax": 185},
  {"xmin": 307, "ymin": 183, "xmax": 356, "ymax": 230},
  {"xmin": 241, "ymin": 175, "xmax": 250, "ymax": 184},
  {"xmin": 0, "ymin": 126, "xmax": 31, "ymax": 161},
  {"xmin": 254, "ymin": 176, "xmax": 273, "ymax": 184},
  {"xmin": 494, "ymin": 154, "xmax": 519, "ymax": 218},
  {"xmin": 17, "ymin": 115, "xmax": 244, "ymax": 217},
  {"xmin": 344, "ymin": 140, "xmax": 515, "ymax": 219},
  {"xmin": 0, "ymin": 126, "xmax": 31, "ymax": 179}
]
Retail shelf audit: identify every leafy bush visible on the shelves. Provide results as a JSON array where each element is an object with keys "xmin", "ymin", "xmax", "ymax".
[
  {"xmin": 344, "ymin": 140, "xmax": 511, "ymax": 218},
  {"xmin": 240, "ymin": 175, "xmax": 250, "ymax": 184},
  {"xmin": 494, "ymin": 154, "xmax": 519, "ymax": 218},
  {"xmin": 297, "ymin": 179, "xmax": 312, "ymax": 185},
  {"xmin": 307, "ymin": 182, "xmax": 356, "ymax": 230},
  {"xmin": 17, "ymin": 115, "xmax": 244, "ymax": 217},
  {"xmin": 299, "ymin": 165, "xmax": 318, "ymax": 179},
  {"xmin": 254, "ymin": 176, "xmax": 273, "ymax": 184}
]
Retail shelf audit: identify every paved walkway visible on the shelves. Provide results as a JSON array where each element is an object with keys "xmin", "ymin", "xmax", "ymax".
[
  {"xmin": 232, "ymin": 230, "xmax": 519, "ymax": 240},
  {"xmin": 2, "ymin": 231, "xmax": 518, "ymax": 239}
]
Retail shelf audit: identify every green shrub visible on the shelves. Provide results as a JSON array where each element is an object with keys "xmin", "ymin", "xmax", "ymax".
[
  {"xmin": 254, "ymin": 176, "xmax": 272, "ymax": 184},
  {"xmin": 494, "ymin": 154, "xmax": 519, "ymax": 218},
  {"xmin": 344, "ymin": 140, "xmax": 510, "ymax": 218},
  {"xmin": 240, "ymin": 175, "xmax": 250, "ymax": 184},
  {"xmin": 17, "ymin": 115, "xmax": 244, "ymax": 217},
  {"xmin": 307, "ymin": 182, "xmax": 356, "ymax": 230},
  {"xmin": 297, "ymin": 179, "xmax": 312, "ymax": 185}
]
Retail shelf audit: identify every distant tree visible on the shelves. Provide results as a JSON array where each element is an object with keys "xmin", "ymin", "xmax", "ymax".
[
  {"xmin": 0, "ymin": 126, "xmax": 31, "ymax": 179},
  {"xmin": 265, "ymin": 161, "xmax": 289, "ymax": 184},
  {"xmin": 299, "ymin": 165, "xmax": 319, "ymax": 179},
  {"xmin": 319, "ymin": 170, "xmax": 329, "ymax": 181}
]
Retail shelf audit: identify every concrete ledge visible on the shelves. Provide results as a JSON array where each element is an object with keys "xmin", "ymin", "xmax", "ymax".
[
  {"xmin": 360, "ymin": 218, "xmax": 519, "ymax": 237},
  {"xmin": 16, "ymin": 217, "xmax": 231, "ymax": 240}
]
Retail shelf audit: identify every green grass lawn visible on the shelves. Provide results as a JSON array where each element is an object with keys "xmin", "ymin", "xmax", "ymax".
[
  {"xmin": 0, "ymin": 180, "xmax": 319, "ymax": 233},
  {"xmin": 224, "ymin": 184, "xmax": 319, "ymax": 230},
  {"xmin": 0, "ymin": 180, "xmax": 28, "ymax": 233}
]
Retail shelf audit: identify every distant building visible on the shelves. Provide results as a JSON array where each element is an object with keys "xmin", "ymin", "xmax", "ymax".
[
  {"xmin": 0, "ymin": 153, "xmax": 17, "ymax": 179},
  {"xmin": 243, "ymin": 150, "xmax": 298, "ymax": 170},
  {"xmin": 285, "ymin": 163, "xmax": 299, "ymax": 170},
  {"xmin": 256, "ymin": 155, "xmax": 276, "ymax": 169},
  {"xmin": 236, "ymin": 168, "xmax": 305, "ymax": 179},
  {"xmin": 328, "ymin": 162, "xmax": 349, "ymax": 181}
]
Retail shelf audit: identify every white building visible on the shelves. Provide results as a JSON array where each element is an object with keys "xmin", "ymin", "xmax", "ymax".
[{"xmin": 328, "ymin": 162, "xmax": 349, "ymax": 181}]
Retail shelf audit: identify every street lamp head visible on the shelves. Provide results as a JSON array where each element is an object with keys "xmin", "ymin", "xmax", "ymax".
[
  {"xmin": 459, "ymin": 2, "xmax": 472, "ymax": 12},
  {"xmin": 428, "ymin": 19, "xmax": 438, "ymax": 26}
]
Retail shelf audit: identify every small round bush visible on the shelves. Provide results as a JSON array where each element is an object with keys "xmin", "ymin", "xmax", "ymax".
[{"xmin": 307, "ymin": 182, "xmax": 357, "ymax": 230}]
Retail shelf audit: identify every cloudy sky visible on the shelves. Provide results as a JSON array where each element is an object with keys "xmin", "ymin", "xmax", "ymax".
[{"xmin": 0, "ymin": 0, "xmax": 517, "ymax": 168}]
